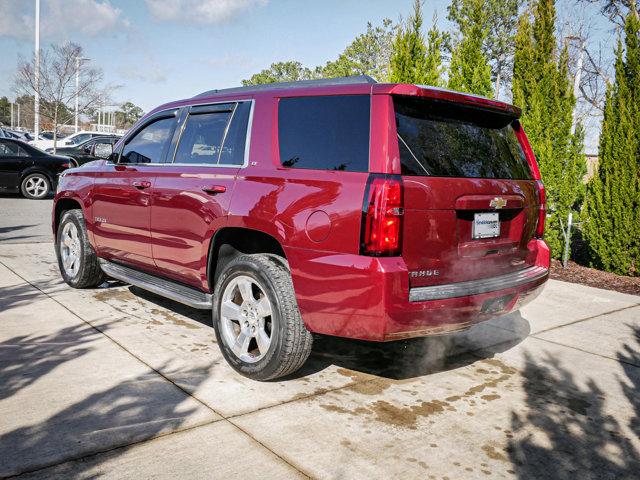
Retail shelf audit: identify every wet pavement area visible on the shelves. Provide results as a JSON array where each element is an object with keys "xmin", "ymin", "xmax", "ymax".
[{"xmin": 0, "ymin": 197, "xmax": 639, "ymax": 479}]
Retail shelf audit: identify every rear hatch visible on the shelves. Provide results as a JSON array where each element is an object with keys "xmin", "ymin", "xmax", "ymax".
[{"xmin": 392, "ymin": 94, "xmax": 539, "ymax": 289}]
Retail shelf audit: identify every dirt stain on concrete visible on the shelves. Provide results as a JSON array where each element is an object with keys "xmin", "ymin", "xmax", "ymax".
[
  {"xmin": 320, "ymin": 357, "xmax": 517, "ymax": 429},
  {"xmin": 481, "ymin": 443, "xmax": 508, "ymax": 462},
  {"xmin": 150, "ymin": 308, "xmax": 201, "ymax": 330},
  {"xmin": 481, "ymin": 394, "xmax": 501, "ymax": 401},
  {"xmin": 93, "ymin": 289, "xmax": 135, "ymax": 302}
]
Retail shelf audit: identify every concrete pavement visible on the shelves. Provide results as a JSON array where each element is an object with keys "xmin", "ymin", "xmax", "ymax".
[{"xmin": 0, "ymin": 197, "xmax": 638, "ymax": 479}]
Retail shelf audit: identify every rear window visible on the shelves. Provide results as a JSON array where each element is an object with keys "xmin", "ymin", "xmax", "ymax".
[
  {"xmin": 278, "ymin": 95, "xmax": 370, "ymax": 172},
  {"xmin": 394, "ymin": 96, "xmax": 531, "ymax": 179}
]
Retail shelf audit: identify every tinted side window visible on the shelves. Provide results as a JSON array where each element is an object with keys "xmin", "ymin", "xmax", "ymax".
[
  {"xmin": 71, "ymin": 133, "xmax": 90, "ymax": 145},
  {"xmin": 174, "ymin": 111, "xmax": 232, "ymax": 165},
  {"xmin": 0, "ymin": 141, "xmax": 26, "ymax": 157},
  {"xmin": 219, "ymin": 102, "xmax": 251, "ymax": 166},
  {"xmin": 121, "ymin": 117, "xmax": 176, "ymax": 164},
  {"xmin": 394, "ymin": 96, "xmax": 531, "ymax": 179},
  {"xmin": 278, "ymin": 95, "xmax": 370, "ymax": 172}
]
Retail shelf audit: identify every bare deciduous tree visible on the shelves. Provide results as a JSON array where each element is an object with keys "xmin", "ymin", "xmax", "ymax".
[{"xmin": 14, "ymin": 42, "xmax": 115, "ymax": 152}]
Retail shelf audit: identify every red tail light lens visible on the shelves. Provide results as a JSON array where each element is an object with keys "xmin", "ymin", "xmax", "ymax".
[
  {"xmin": 361, "ymin": 176, "xmax": 404, "ymax": 256},
  {"xmin": 61, "ymin": 163, "xmax": 70, "ymax": 168},
  {"xmin": 535, "ymin": 180, "xmax": 546, "ymax": 238}
]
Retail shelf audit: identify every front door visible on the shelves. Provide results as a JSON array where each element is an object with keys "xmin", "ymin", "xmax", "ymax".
[
  {"xmin": 92, "ymin": 113, "xmax": 178, "ymax": 270},
  {"xmin": 151, "ymin": 101, "xmax": 252, "ymax": 290},
  {"xmin": 0, "ymin": 140, "xmax": 27, "ymax": 191}
]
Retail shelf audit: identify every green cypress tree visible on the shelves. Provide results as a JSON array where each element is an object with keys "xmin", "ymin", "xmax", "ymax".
[
  {"xmin": 389, "ymin": 0, "xmax": 427, "ymax": 83},
  {"xmin": 511, "ymin": 0, "xmax": 586, "ymax": 257},
  {"xmin": 423, "ymin": 14, "xmax": 448, "ymax": 87},
  {"xmin": 447, "ymin": 0, "xmax": 493, "ymax": 96},
  {"xmin": 584, "ymin": 12, "xmax": 640, "ymax": 275}
]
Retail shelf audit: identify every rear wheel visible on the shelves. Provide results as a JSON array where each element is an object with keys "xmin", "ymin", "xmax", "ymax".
[
  {"xmin": 21, "ymin": 173, "xmax": 50, "ymax": 199},
  {"xmin": 56, "ymin": 209, "xmax": 105, "ymax": 288},
  {"xmin": 212, "ymin": 254, "xmax": 313, "ymax": 380}
]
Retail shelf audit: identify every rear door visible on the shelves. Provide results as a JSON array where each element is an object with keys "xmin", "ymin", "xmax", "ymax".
[
  {"xmin": 92, "ymin": 112, "xmax": 178, "ymax": 270},
  {"xmin": 392, "ymin": 95, "xmax": 539, "ymax": 288},
  {"xmin": 150, "ymin": 101, "xmax": 252, "ymax": 289}
]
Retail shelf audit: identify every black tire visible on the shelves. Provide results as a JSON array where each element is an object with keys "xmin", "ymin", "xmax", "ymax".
[
  {"xmin": 20, "ymin": 173, "xmax": 50, "ymax": 199},
  {"xmin": 212, "ymin": 254, "xmax": 313, "ymax": 381},
  {"xmin": 56, "ymin": 209, "xmax": 105, "ymax": 288}
]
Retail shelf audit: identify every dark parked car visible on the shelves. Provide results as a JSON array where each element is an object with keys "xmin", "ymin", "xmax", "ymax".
[
  {"xmin": 47, "ymin": 135, "xmax": 119, "ymax": 165},
  {"xmin": 0, "ymin": 138, "xmax": 72, "ymax": 199},
  {"xmin": 53, "ymin": 76, "xmax": 549, "ymax": 380}
]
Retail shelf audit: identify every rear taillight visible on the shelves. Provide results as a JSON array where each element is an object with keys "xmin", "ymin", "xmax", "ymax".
[
  {"xmin": 360, "ymin": 175, "xmax": 404, "ymax": 256},
  {"xmin": 535, "ymin": 180, "xmax": 546, "ymax": 238}
]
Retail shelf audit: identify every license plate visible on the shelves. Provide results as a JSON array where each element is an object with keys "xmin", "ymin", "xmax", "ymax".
[{"xmin": 473, "ymin": 212, "xmax": 500, "ymax": 239}]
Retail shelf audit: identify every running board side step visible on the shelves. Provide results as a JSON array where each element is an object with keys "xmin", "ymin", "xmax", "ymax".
[{"xmin": 99, "ymin": 259, "xmax": 213, "ymax": 309}]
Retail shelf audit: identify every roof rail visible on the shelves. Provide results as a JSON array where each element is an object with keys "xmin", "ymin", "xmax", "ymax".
[{"xmin": 194, "ymin": 75, "xmax": 377, "ymax": 98}]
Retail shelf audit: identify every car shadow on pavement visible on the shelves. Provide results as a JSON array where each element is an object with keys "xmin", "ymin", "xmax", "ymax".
[
  {"xmin": 127, "ymin": 286, "xmax": 213, "ymax": 327},
  {"xmin": 506, "ymin": 325, "xmax": 640, "ymax": 479},
  {"xmin": 0, "ymin": 225, "xmax": 37, "ymax": 234},
  {"xmin": 296, "ymin": 313, "xmax": 531, "ymax": 381}
]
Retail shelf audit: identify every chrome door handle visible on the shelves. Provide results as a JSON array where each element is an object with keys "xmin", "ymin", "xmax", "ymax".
[
  {"xmin": 202, "ymin": 185, "xmax": 226, "ymax": 195},
  {"xmin": 132, "ymin": 180, "xmax": 152, "ymax": 189}
]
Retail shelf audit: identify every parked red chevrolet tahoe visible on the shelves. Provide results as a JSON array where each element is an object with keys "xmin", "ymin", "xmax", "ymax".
[{"xmin": 52, "ymin": 76, "xmax": 549, "ymax": 380}]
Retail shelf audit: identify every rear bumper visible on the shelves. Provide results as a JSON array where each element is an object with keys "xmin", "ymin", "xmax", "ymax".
[
  {"xmin": 408, "ymin": 265, "xmax": 548, "ymax": 302},
  {"xmin": 287, "ymin": 238, "xmax": 550, "ymax": 341}
]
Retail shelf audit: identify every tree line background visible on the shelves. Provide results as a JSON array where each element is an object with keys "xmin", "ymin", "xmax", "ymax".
[{"xmin": 242, "ymin": 0, "xmax": 639, "ymax": 277}]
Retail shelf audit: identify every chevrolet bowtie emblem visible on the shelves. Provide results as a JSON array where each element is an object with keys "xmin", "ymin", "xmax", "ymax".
[{"xmin": 490, "ymin": 197, "xmax": 507, "ymax": 209}]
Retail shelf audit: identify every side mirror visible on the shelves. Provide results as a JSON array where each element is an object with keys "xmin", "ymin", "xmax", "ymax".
[
  {"xmin": 94, "ymin": 143, "xmax": 114, "ymax": 159},
  {"xmin": 83, "ymin": 145, "xmax": 92, "ymax": 154}
]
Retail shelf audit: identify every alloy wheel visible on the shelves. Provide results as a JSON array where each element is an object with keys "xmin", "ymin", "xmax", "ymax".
[
  {"xmin": 60, "ymin": 222, "xmax": 81, "ymax": 278},
  {"xmin": 25, "ymin": 176, "xmax": 48, "ymax": 198},
  {"xmin": 220, "ymin": 275, "xmax": 273, "ymax": 363}
]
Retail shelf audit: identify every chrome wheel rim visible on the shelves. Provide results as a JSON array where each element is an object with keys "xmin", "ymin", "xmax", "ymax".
[
  {"xmin": 60, "ymin": 222, "xmax": 81, "ymax": 278},
  {"xmin": 25, "ymin": 176, "xmax": 48, "ymax": 198},
  {"xmin": 220, "ymin": 275, "xmax": 273, "ymax": 363}
]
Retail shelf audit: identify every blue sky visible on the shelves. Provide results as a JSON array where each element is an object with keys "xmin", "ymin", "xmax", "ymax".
[
  {"xmin": 1, "ymin": 0, "xmax": 452, "ymax": 111},
  {"xmin": 0, "ymin": 0, "xmax": 615, "ymax": 151}
]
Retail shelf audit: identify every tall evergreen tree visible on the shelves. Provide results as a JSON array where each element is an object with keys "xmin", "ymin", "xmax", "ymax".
[
  {"xmin": 512, "ymin": 0, "xmax": 586, "ymax": 257},
  {"xmin": 447, "ymin": 0, "xmax": 493, "ymax": 96},
  {"xmin": 584, "ymin": 12, "xmax": 640, "ymax": 275},
  {"xmin": 423, "ymin": 14, "xmax": 448, "ymax": 87},
  {"xmin": 389, "ymin": 0, "xmax": 428, "ymax": 83}
]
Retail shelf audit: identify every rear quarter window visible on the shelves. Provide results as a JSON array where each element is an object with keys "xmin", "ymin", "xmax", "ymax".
[
  {"xmin": 278, "ymin": 95, "xmax": 370, "ymax": 172},
  {"xmin": 394, "ymin": 96, "xmax": 531, "ymax": 179}
]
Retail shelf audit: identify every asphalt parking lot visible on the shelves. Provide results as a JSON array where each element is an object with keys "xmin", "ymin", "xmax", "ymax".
[{"xmin": 0, "ymin": 195, "xmax": 639, "ymax": 479}]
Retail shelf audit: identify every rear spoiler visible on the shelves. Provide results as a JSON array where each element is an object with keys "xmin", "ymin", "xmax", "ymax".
[{"xmin": 373, "ymin": 83, "xmax": 521, "ymax": 119}]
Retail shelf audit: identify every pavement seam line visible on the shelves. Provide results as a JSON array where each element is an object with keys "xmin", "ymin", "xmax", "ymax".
[
  {"xmin": 4, "ymin": 418, "xmax": 221, "ymax": 479},
  {"xmin": 0, "ymin": 260, "xmax": 315, "ymax": 480},
  {"xmin": 530, "ymin": 303, "xmax": 640, "ymax": 336},
  {"xmin": 527, "ymin": 335, "xmax": 640, "ymax": 368}
]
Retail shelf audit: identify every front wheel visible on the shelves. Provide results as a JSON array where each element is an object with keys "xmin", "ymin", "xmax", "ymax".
[
  {"xmin": 56, "ymin": 209, "xmax": 105, "ymax": 288},
  {"xmin": 212, "ymin": 254, "xmax": 313, "ymax": 381}
]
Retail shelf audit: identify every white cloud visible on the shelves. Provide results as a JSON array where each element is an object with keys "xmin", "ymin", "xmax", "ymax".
[
  {"xmin": 0, "ymin": 0, "xmax": 124, "ymax": 39},
  {"xmin": 0, "ymin": 0, "xmax": 34, "ymax": 39},
  {"xmin": 145, "ymin": 0, "xmax": 267, "ymax": 25},
  {"xmin": 117, "ymin": 63, "xmax": 168, "ymax": 84}
]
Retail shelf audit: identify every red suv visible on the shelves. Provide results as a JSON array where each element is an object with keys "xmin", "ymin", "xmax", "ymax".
[{"xmin": 53, "ymin": 76, "xmax": 549, "ymax": 380}]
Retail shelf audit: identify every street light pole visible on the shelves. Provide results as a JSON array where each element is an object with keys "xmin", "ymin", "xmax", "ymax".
[
  {"xmin": 34, "ymin": 0, "xmax": 40, "ymax": 136},
  {"xmin": 34, "ymin": 0, "xmax": 40, "ymax": 137},
  {"xmin": 11, "ymin": 103, "xmax": 14, "ymax": 129},
  {"xmin": 75, "ymin": 57, "xmax": 80, "ymax": 133},
  {"xmin": 74, "ymin": 57, "xmax": 88, "ymax": 133}
]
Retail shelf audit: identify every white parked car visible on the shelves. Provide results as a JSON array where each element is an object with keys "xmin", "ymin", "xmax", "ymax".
[{"xmin": 30, "ymin": 131, "xmax": 107, "ymax": 150}]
